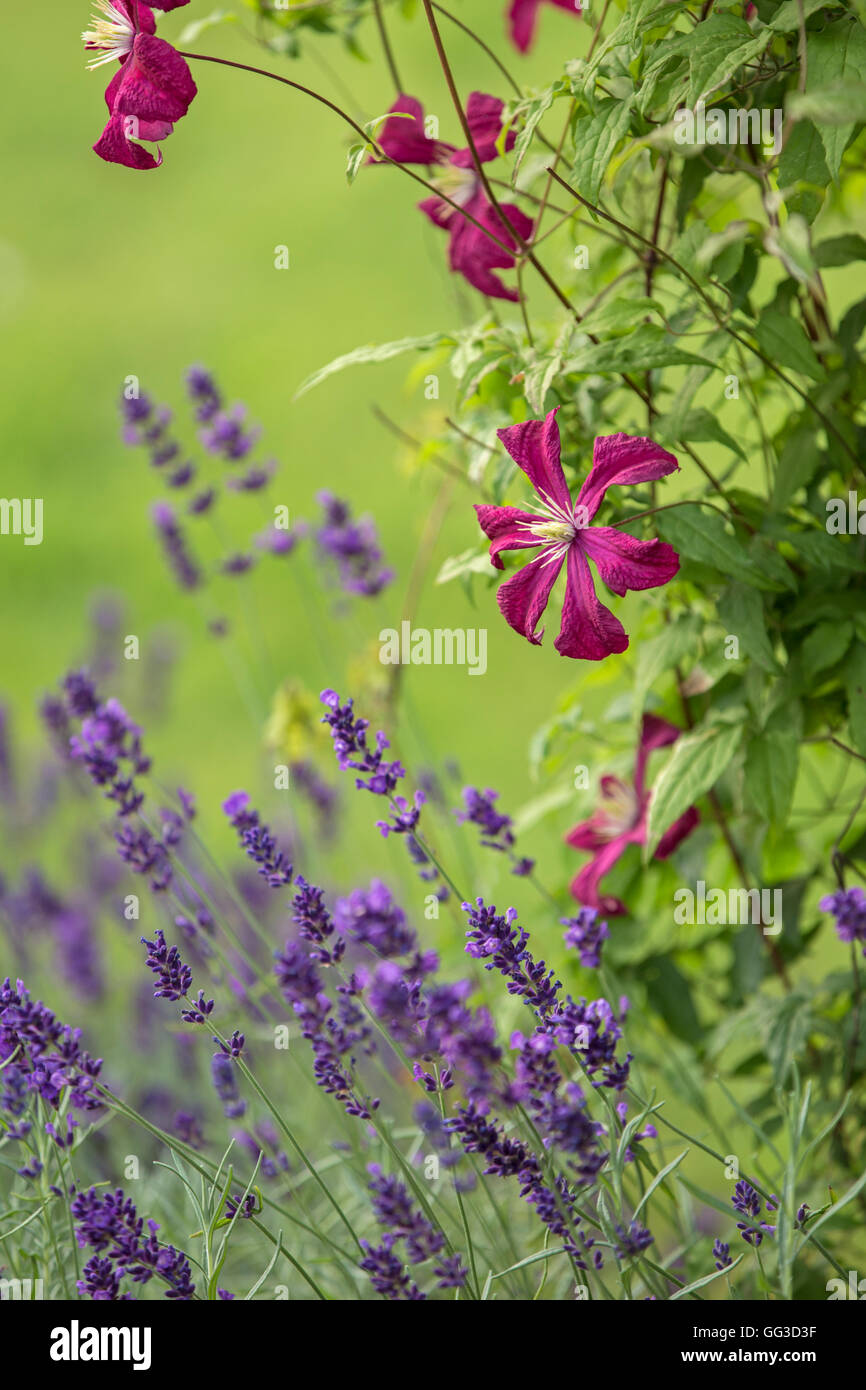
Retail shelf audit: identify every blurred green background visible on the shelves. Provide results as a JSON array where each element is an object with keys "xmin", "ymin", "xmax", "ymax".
[{"xmin": 0, "ymin": 0, "xmax": 611, "ymax": 888}]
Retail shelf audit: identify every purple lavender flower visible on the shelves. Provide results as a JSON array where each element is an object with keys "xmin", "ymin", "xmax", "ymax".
[
  {"xmin": 141, "ymin": 929, "xmax": 194, "ymax": 1002},
  {"xmin": 68, "ymin": 696, "xmax": 151, "ymax": 817},
  {"xmin": 614, "ymin": 1221, "xmax": 654, "ymax": 1259},
  {"xmin": 201, "ymin": 404, "xmax": 260, "ymax": 461},
  {"xmin": 185, "ymin": 365, "xmax": 222, "ymax": 423},
  {"xmin": 274, "ymin": 932, "xmax": 376, "ymax": 1119},
  {"xmin": 151, "ymin": 501, "xmax": 201, "ymax": 590},
  {"xmin": 289, "ymin": 760, "xmax": 338, "ymax": 838},
  {"xmin": 464, "ymin": 899, "xmax": 561, "ymax": 1017},
  {"xmin": 562, "ymin": 908, "xmax": 610, "ymax": 969},
  {"xmin": 72, "ymin": 1187, "xmax": 195, "ymax": 1300},
  {"xmin": 456, "ymin": 787, "xmax": 535, "ymax": 878},
  {"xmin": 713, "ymin": 1238, "xmax": 732, "ymax": 1270},
  {"xmin": 121, "ymin": 389, "xmax": 192, "ymax": 484},
  {"xmin": 292, "ymin": 876, "xmax": 344, "ymax": 966},
  {"xmin": 314, "ymin": 492, "xmax": 393, "ymax": 597},
  {"xmin": 222, "ymin": 791, "xmax": 293, "ymax": 888},
  {"xmin": 334, "ymin": 880, "xmax": 416, "ymax": 959},
  {"xmin": 211, "ymin": 1052, "xmax": 246, "ymax": 1120},
  {"xmin": 256, "ymin": 524, "xmax": 298, "ymax": 557},
  {"xmin": 732, "ymin": 1180, "xmax": 776, "ymax": 1247},
  {"xmin": 820, "ymin": 887, "xmax": 866, "ymax": 954},
  {"xmin": 359, "ymin": 1235, "xmax": 424, "ymax": 1300},
  {"xmin": 0, "ymin": 977, "xmax": 103, "ymax": 1114}
]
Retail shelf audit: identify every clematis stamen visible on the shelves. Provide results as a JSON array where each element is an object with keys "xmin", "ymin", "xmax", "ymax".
[{"xmin": 82, "ymin": 0, "xmax": 136, "ymax": 68}]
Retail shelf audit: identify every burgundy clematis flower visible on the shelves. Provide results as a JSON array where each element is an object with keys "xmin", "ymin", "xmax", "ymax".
[
  {"xmin": 566, "ymin": 715, "xmax": 699, "ymax": 915},
  {"xmin": 475, "ymin": 409, "xmax": 680, "ymax": 660},
  {"xmin": 507, "ymin": 0, "xmax": 582, "ymax": 54},
  {"xmin": 375, "ymin": 92, "xmax": 533, "ymax": 302},
  {"xmin": 83, "ymin": 0, "xmax": 197, "ymax": 170}
]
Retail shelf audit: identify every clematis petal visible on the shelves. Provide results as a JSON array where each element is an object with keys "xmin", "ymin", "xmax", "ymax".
[
  {"xmin": 579, "ymin": 526, "xmax": 680, "ymax": 596},
  {"xmin": 496, "ymin": 406, "xmax": 571, "ymax": 515},
  {"xmin": 94, "ymin": 111, "xmax": 162, "ymax": 168},
  {"xmin": 375, "ymin": 94, "xmax": 455, "ymax": 165},
  {"xmin": 564, "ymin": 814, "xmax": 610, "ymax": 853},
  {"xmin": 655, "ymin": 805, "xmax": 700, "ymax": 859},
  {"xmin": 475, "ymin": 504, "xmax": 545, "ymax": 569},
  {"xmin": 576, "ymin": 434, "xmax": 679, "ymax": 522},
  {"xmin": 114, "ymin": 34, "xmax": 197, "ymax": 125},
  {"xmin": 555, "ymin": 544, "xmax": 628, "ymax": 661},
  {"xmin": 443, "ymin": 192, "xmax": 532, "ymax": 301},
  {"xmin": 634, "ymin": 712, "xmax": 682, "ymax": 797},
  {"xmin": 507, "ymin": 0, "xmax": 542, "ymax": 51},
  {"xmin": 495, "ymin": 546, "xmax": 564, "ymax": 645},
  {"xmin": 569, "ymin": 832, "xmax": 637, "ymax": 915},
  {"xmin": 452, "ymin": 92, "xmax": 516, "ymax": 166}
]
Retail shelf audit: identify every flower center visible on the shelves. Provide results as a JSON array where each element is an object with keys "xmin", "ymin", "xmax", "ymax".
[
  {"xmin": 431, "ymin": 163, "xmax": 478, "ymax": 207},
  {"xmin": 529, "ymin": 518, "xmax": 576, "ymax": 543},
  {"xmin": 82, "ymin": 0, "xmax": 136, "ymax": 69},
  {"xmin": 597, "ymin": 780, "xmax": 641, "ymax": 840}
]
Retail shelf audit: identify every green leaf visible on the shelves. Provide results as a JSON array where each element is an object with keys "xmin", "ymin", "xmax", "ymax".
[
  {"xmin": 345, "ymin": 142, "xmax": 369, "ymax": 184},
  {"xmin": 565, "ymin": 325, "xmax": 712, "ymax": 374},
  {"xmin": 670, "ymin": 1255, "xmax": 744, "ymax": 1299},
  {"xmin": 814, "ymin": 233, "xmax": 866, "ymax": 267},
  {"xmin": 655, "ymin": 506, "xmax": 758, "ymax": 578},
  {"xmin": 717, "ymin": 585, "xmax": 779, "ymax": 672},
  {"xmin": 770, "ymin": 0, "xmax": 839, "ymax": 30},
  {"xmin": 800, "ymin": 620, "xmax": 854, "ymax": 674},
  {"xmin": 677, "ymin": 14, "xmax": 772, "ymax": 105},
  {"xmin": 571, "ymin": 100, "xmax": 632, "ymax": 205},
  {"xmin": 435, "ymin": 549, "xmax": 492, "ymax": 586},
  {"xmin": 633, "ymin": 1149, "xmax": 689, "ymax": 1221},
  {"xmin": 744, "ymin": 729, "xmax": 799, "ymax": 825},
  {"xmin": 663, "ymin": 407, "xmax": 746, "ymax": 460},
  {"xmin": 633, "ymin": 613, "xmax": 703, "ymax": 715},
  {"xmin": 788, "ymin": 82, "xmax": 866, "ymax": 127},
  {"xmin": 804, "ymin": 21, "xmax": 866, "ymax": 177},
  {"xmin": 178, "ymin": 8, "xmax": 236, "ymax": 44},
  {"xmin": 753, "ymin": 308, "xmax": 824, "ymax": 381},
  {"xmin": 645, "ymin": 721, "xmax": 744, "ymax": 858},
  {"xmin": 778, "ymin": 120, "xmax": 830, "ymax": 218},
  {"xmin": 577, "ymin": 296, "xmax": 663, "ymax": 337},
  {"xmin": 644, "ymin": 958, "xmax": 703, "ymax": 1044},
  {"xmin": 294, "ymin": 332, "xmax": 451, "ymax": 397},
  {"xmin": 846, "ymin": 645, "xmax": 866, "ymax": 756}
]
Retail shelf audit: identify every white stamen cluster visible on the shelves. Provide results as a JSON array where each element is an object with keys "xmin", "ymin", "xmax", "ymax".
[{"xmin": 82, "ymin": 0, "xmax": 136, "ymax": 70}]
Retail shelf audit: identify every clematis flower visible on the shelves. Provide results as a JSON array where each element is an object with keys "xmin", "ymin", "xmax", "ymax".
[
  {"xmin": 475, "ymin": 409, "xmax": 680, "ymax": 660},
  {"xmin": 83, "ymin": 0, "xmax": 197, "ymax": 170},
  {"xmin": 375, "ymin": 92, "xmax": 533, "ymax": 301},
  {"xmin": 565, "ymin": 715, "xmax": 699, "ymax": 915},
  {"xmin": 507, "ymin": 0, "xmax": 582, "ymax": 54}
]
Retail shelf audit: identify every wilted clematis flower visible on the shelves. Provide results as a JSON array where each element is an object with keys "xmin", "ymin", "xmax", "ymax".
[
  {"xmin": 507, "ymin": 0, "xmax": 581, "ymax": 53},
  {"xmin": 565, "ymin": 714, "xmax": 699, "ymax": 914},
  {"xmin": 83, "ymin": 0, "xmax": 197, "ymax": 170},
  {"xmin": 475, "ymin": 409, "xmax": 680, "ymax": 660},
  {"xmin": 375, "ymin": 92, "xmax": 533, "ymax": 301}
]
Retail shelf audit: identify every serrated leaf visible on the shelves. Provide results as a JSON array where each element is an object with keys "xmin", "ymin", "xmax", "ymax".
[
  {"xmin": 577, "ymin": 296, "xmax": 663, "ymax": 337},
  {"xmin": 656, "ymin": 506, "xmax": 758, "ymax": 577},
  {"xmin": 754, "ymin": 308, "xmax": 824, "ymax": 381},
  {"xmin": 770, "ymin": 0, "xmax": 839, "ymax": 29},
  {"xmin": 744, "ymin": 729, "xmax": 799, "ymax": 825},
  {"xmin": 646, "ymin": 722, "xmax": 743, "ymax": 858},
  {"xmin": 717, "ymin": 585, "xmax": 779, "ymax": 672},
  {"xmin": 801, "ymin": 620, "xmax": 854, "ymax": 674},
  {"xmin": 294, "ymin": 332, "xmax": 451, "ymax": 397},
  {"xmin": 565, "ymin": 325, "xmax": 712, "ymax": 374},
  {"xmin": 571, "ymin": 100, "xmax": 632, "ymax": 205},
  {"xmin": 804, "ymin": 21, "xmax": 866, "ymax": 176},
  {"xmin": 634, "ymin": 614, "xmax": 702, "ymax": 715}
]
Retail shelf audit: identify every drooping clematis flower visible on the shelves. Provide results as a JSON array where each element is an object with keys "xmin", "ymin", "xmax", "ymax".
[
  {"xmin": 475, "ymin": 409, "xmax": 680, "ymax": 660},
  {"xmin": 83, "ymin": 0, "xmax": 197, "ymax": 170},
  {"xmin": 375, "ymin": 92, "xmax": 533, "ymax": 301},
  {"xmin": 565, "ymin": 715, "xmax": 699, "ymax": 915},
  {"xmin": 507, "ymin": 0, "xmax": 582, "ymax": 54}
]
